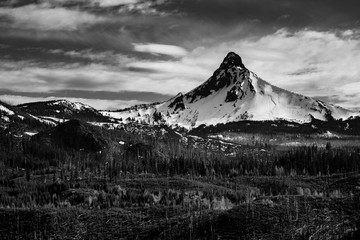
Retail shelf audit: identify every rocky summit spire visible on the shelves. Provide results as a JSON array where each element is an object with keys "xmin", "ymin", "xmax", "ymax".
[
  {"xmin": 181, "ymin": 51, "xmax": 251, "ymax": 103},
  {"xmin": 220, "ymin": 52, "xmax": 246, "ymax": 70}
]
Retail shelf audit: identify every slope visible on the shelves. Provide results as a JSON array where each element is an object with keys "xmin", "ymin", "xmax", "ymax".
[
  {"xmin": 32, "ymin": 119, "xmax": 109, "ymax": 152},
  {"xmin": 0, "ymin": 100, "xmax": 54, "ymax": 135}
]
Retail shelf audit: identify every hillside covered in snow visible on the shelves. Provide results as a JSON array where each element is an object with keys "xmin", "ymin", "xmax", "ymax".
[{"xmin": 18, "ymin": 99, "xmax": 111, "ymax": 122}]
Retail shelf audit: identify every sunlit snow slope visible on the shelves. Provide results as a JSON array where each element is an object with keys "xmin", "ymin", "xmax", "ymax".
[
  {"xmin": 102, "ymin": 52, "xmax": 358, "ymax": 129},
  {"xmin": 18, "ymin": 99, "xmax": 110, "ymax": 122}
]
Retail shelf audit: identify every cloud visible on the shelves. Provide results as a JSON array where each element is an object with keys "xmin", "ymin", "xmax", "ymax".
[
  {"xmin": 0, "ymin": 89, "xmax": 172, "ymax": 102},
  {"xmin": 237, "ymin": 29, "xmax": 360, "ymax": 92},
  {"xmin": 0, "ymin": 57, "xmax": 203, "ymax": 96},
  {"xmin": 92, "ymin": 0, "xmax": 140, "ymax": 7},
  {"xmin": 126, "ymin": 60, "xmax": 208, "ymax": 76},
  {"xmin": 313, "ymin": 93, "xmax": 360, "ymax": 111},
  {"xmin": 338, "ymin": 82, "xmax": 360, "ymax": 95},
  {"xmin": 0, "ymin": 0, "xmax": 141, "ymax": 8},
  {"xmin": 1, "ymin": 22, "xmax": 360, "ymax": 111},
  {"xmin": 160, "ymin": 0, "xmax": 360, "ymax": 29},
  {"xmin": 48, "ymin": 49, "xmax": 134, "ymax": 65},
  {"xmin": 0, "ymin": 4, "xmax": 105, "ymax": 31},
  {"xmin": 133, "ymin": 43, "xmax": 188, "ymax": 57},
  {"xmin": 38, "ymin": 0, "xmax": 156, "ymax": 8},
  {"xmin": 0, "ymin": 44, "xmax": 9, "ymax": 49},
  {"xmin": 1, "ymin": 0, "xmax": 169, "ymax": 15},
  {"xmin": 0, "ymin": 60, "xmax": 120, "ymax": 92}
]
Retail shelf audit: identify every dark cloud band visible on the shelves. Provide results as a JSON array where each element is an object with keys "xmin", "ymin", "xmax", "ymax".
[{"xmin": 0, "ymin": 89, "xmax": 173, "ymax": 102}]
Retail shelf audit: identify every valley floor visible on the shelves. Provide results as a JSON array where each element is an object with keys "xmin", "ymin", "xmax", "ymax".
[{"xmin": 0, "ymin": 173, "xmax": 359, "ymax": 240}]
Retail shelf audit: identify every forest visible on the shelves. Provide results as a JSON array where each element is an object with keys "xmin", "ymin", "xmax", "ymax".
[{"xmin": 0, "ymin": 121, "xmax": 359, "ymax": 239}]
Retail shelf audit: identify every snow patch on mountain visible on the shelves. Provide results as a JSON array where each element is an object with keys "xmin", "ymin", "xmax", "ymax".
[
  {"xmin": 28, "ymin": 114, "xmax": 57, "ymax": 126},
  {"xmin": 318, "ymin": 131, "xmax": 340, "ymax": 139},
  {"xmin": 50, "ymin": 99, "xmax": 94, "ymax": 111},
  {"xmin": 0, "ymin": 105, "xmax": 15, "ymax": 115}
]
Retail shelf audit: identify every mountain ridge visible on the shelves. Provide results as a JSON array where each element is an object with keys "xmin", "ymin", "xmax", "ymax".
[
  {"xmin": 0, "ymin": 100, "xmax": 55, "ymax": 134},
  {"xmin": 17, "ymin": 99, "xmax": 111, "ymax": 122}
]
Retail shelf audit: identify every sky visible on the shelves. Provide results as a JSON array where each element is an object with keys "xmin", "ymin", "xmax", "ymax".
[{"xmin": 0, "ymin": 0, "xmax": 360, "ymax": 110}]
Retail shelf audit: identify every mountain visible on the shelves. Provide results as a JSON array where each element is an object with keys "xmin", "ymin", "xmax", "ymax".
[
  {"xmin": 102, "ymin": 52, "xmax": 358, "ymax": 129},
  {"xmin": 0, "ymin": 100, "xmax": 53, "ymax": 135},
  {"xmin": 18, "ymin": 99, "xmax": 111, "ymax": 122},
  {"xmin": 32, "ymin": 119, "xmax": 109, "ymax": 152}
]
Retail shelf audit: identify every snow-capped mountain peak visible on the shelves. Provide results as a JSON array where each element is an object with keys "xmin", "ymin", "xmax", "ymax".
[
  {"xmin": 102, "ymin": 52, "xmax": 359, "ymax": 129},
  {"xmin": 183, "ymin": 52, "xmax": 254, "ymax": 105},
  {"xmin": 219, "ymin": 51, "xmax": 247, "ymax": 70}
]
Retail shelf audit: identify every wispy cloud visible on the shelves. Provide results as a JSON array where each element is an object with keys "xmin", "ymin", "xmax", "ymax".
[
  {"xmin": 0, "ymin": 89, "xmax": 172, "ymax": 102},
  {"xmin": 48, "ymin": 49, "xmax": 134, "ymax": 65},
  {"xmin": 133, "ymin": 43, "xmax": 188, "ymax": 58},
  {"xmin": 0, "ymin": 4, "xmax": 105, "ymax": 31},
  {"xmin": 237, "ymin": 29, "xmax": 360, "ymax": 95},
  {"xmin": 92, "ymin": 0, "xmax": 140, "ymax": 7},
  {"xmin": 0, "ymin": 57, "xmax": 203, "ymax": 96}
]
